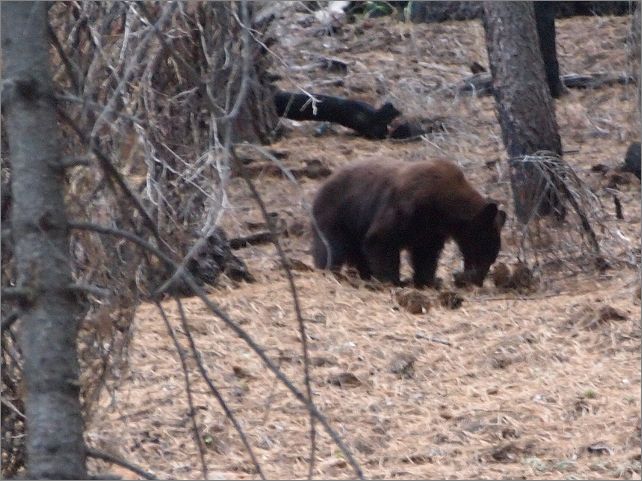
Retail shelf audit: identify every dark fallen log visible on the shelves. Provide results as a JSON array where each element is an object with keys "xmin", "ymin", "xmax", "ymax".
[
  {"xmin": 230, "ymin": 231, "xmax": 274, "ymax": 249},
  {"xmin": 274, "ymin": 90, "xmax": 401, "ymax": 139},
  {"xmin": 561, "ymin": 73, "xmax": 636, "ymax": 89},
  {"xmin": 459, "ymin": 72, "xmax": 635, "ymax": 96}
]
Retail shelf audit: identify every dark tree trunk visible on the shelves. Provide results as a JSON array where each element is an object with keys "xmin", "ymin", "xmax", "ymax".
[
  {"xmin": 1, "ymin": 2, "xmax": 87, "ymax": 479},
  {"xmin": 482, "ymin": 1, "xmax": 564, "ymax": 223},
  {"xmin": 533, "ymin": 1, "xmax": 565, "ymax": 98},
  {"xmin": 206, "ymin": 2, "xmax": 278, "ymax": 144},
  {"xmin": 630, "ymin": 2, "xmax": 640, "ymax": 119}
]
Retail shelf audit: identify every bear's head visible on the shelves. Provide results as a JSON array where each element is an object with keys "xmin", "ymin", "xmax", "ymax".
[{"xmin": 455, "ymin": 202, "xmax": 507, "ymax": 287}]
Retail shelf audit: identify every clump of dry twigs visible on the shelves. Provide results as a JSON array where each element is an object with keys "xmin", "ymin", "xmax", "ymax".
[
  {"xmin": 508, "ymin": 151, "xmax": 636, "ymax": 276},
  {"xmin": 3, "ymin": 2, "xmax": 362, "ymax": 479}
]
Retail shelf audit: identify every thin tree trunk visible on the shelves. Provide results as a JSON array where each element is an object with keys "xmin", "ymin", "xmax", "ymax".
[
  {"xmin": 534, "ymin": 1, "xmax": 565, "ymax": 98},
  {"xmin": 630, "ymin": 2, "xmax": 640, "ymax": 120},
  {"xmin": 483, "ymin": 1, "xmax": 564, "ymax": 223},
  {"xmin": 1, "ymin": 2, "xmax": 87, "ymax": 478}
]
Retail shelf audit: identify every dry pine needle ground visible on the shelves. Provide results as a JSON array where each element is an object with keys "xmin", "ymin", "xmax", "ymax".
[{"xmin": 87, "ymin": 12, "xmax": 640, "ymax": 480}]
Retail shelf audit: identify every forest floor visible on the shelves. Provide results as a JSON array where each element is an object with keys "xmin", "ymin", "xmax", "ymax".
[{"xmin": 87, "ymin": 9, "xmax": 641, "ymax": 480}]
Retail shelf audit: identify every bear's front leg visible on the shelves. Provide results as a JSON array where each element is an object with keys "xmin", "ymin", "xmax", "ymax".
[{"xmin": 410, "ymin": 238, "xmax": 445, "ymax": 288}]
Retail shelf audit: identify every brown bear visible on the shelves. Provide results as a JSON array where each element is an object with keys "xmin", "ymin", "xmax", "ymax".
[{"xmin": 311, "ymin": 159, "xmax": 507, "ymax": 287}]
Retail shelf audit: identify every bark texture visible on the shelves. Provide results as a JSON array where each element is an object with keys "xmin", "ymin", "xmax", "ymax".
[
  {"xmin": 1, "ymin": 2, "xmax": 87, "ymax": 478},
  {"xmin": 483, "ymin": 1, "xmax": 564, "ymax": 223}
]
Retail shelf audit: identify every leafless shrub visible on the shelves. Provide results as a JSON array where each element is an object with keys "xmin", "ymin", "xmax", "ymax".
[
  {"xmin": 2, "ymin": 1, "xmax": 359, "ymax": 478},
  {"xmin": 508, "ymin": 151, "xmax": 634, "ymax": 275}
]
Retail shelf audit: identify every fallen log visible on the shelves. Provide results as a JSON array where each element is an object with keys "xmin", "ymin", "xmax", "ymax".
[
  {"xmin": 274, "ymin": 90, "xmax": 401, "ymax": 139},
  {"xmin": 459, "ymin": 72, "xmax": 635, "ymax": 96}
]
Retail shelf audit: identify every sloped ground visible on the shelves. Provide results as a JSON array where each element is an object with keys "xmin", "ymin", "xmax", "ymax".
[{"xmin": 87, "ymin": 11, "xmax": 640, "ymax": 480}]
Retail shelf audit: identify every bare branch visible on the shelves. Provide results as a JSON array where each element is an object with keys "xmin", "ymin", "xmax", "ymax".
[
  {"xmin": 1, "ymin": 287, "xmax": 35, "ymax": 303},
  {"xmin": 57, "ymin": 109, "xmax": 167, "ymax": 249},
  {"xmin": 47, "ymin": 20, "xmax": 80, "ymax": 94},
  {"xmin": 58, "ymin": 156, "xmax": 91, "ymax": 169},
  {"xmin": 154, "ymin": 300, "xmax": 208, "ymax": 480},
  {"xmin": 230, "ymin": 145, "xmax": 318, "ymax": 479},
  {"xmin": 1, "ymin": 310, "xmax": 21, "ymax": 333},
  {"xmin": 68, "ymin": 221, "xmax": 364, "ymax": 479},
  {"xmin": 86, "ymin": 447, "xmax": 156, "ymax": 480},
  {"xmin": 175, "ymin": 297, "xmax": 265, "ymax": 479},
  {"xmin": 67, "ymin": 283, "xmax": 112, "ymax": 299}
]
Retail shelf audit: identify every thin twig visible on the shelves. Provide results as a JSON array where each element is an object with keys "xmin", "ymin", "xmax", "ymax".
[
  {"xmin": 58, "ymin": 156, "xmax": 91, "ymax": 169},
  {"xmin": 1, "ymin": 398, "xmax": 25, "ymax": 419},
  {"xmin": 1, "ymin": 310, "xmax": 20, "ymax": 333},
  {"xmin": 67, "ymin": 283, "xmax": 111, "ymax": 299},
  {"xmin": 57, "ymin": 109, "xmax": 166, "ymax": 249},
  {"xmin": 1, "ymin": 287, "xmax": 34, "ymax": 302},
  {"xmin": 86, "ymin": 447, "xmax": 156, "ymax": 480},
  {"xmin": 231, "ymin": 145, "xmax": 318, "ymax": 480},
  {"xmin": 174, "ymin": 297, "xmax": 265, "ymax": 480},
  {"xmin": 68, "ymin": 221, "xmax": 364, "ymax": 479},
  {"xmin": 47, "ymin": 21, "xmax": 80, "ymax": 94},
  {"xmin": 154, "ymin": 301, "xmax": 208, "ymax": 480}
]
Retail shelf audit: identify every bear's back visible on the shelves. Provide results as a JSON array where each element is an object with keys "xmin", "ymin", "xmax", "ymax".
[
  {"xmin": 393, "ymin": 160, "xmax": 486, "ymax": 221},
  {"xmin": 313, "ymin": 159, "xmax": 487, "ymax": 226}
]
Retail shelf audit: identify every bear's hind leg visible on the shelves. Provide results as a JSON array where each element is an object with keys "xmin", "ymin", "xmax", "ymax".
[
  {"xmin": 362, "ymin": 241, "xmax": 401, "ymax": 284},
  {"xmin": 363, "ymin": 205, "xmax": 402, "ymax": 284},
  {"xmin": 312, "ymin": 229, "xmax": 348, "ymax": 272},
  {"xmin": 346, "ymin": 249, "xmax": 372, "ymax": 280}
]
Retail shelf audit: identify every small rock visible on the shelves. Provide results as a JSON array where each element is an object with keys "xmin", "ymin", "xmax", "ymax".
[
  {"xmin": 598, "ymin": 305, "xmax": 627, "ymax": 322},
  {"xmin": 287, "ymin": 219, "xmax": 307, "ymax": 237},
  {"xmin": 586, "ymin": 442, "xmax": 613, "ymax": 456},
  {"xmin": 439, "ymin": 291, "xmax": 464, "ymax": 309},
  {"xmin": 327, "ymin": 371, "xmax": 361, "ymax": 388},
  {"xmin": 304, "ymin": 158, "xmax": 332, "ymax": 178},
  {"xmin": 510, "ymin": 262, "xmax": 535, "ymax": 290},
  {"xmin": 485, "ymin": 159, "xmax": 498, "ymax": 169},
  {"xmin": 284, "ymin": 257, "xmax": 313, "ymax": 272},
  {"xmin": 388, "ymin": 353, "xmax": 416, "ymax": 378},
  {"xmin": 354, "ymin": 438, "xmax": 375, "ymax": 455},
  {"xmin": 232, "ymin": 365, "xmax": 255, "ymax": 380},
  {"xmin": 606, "ymin": 170, "xmax": 639, "ymax": 188},
  {"xmin": 256, "ymin": 434, "xmax": 275, "ymax": 450},
  {"xmin": 395, "ymin": 289, "xmax": 431, "ymax": 314},
  {"xmin": 438, "ymin": 408, "xmax": 453, "ymax": 420},
  {"xmin": 491, "ymin": 262, "xmax": 512, "ymax": 288},
  {"xmin": 470, "ymin": 61, "xmax": 486, "ymax": 74},
  {"xmin": 310, "ymin": 355, "xmax": 337, "ymax": 367},
  {"xmin": 590, "ymin": 163, "xmax": 610, "ymax": 174}
]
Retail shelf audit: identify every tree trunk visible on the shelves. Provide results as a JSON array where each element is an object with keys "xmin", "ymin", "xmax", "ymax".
[
  {"xmin": 1, "ymin": 2, "xmax": 87, "ymax": 478},
  {"xmin": 482, "ymin": 1, "xmax": 564, "ymax": 223},
  {"xmin": 534, "ymin": 1, "xmax": 565, "ymax": 98},
  {"xmin": 630, "ymin": 2, "xmax": 640, "ymax": 121}
]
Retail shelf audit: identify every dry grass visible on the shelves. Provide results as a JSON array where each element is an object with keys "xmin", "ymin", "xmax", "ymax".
[{"xmin": 87, "ymin": 10, "xmax": 640, "ymax": 480}]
